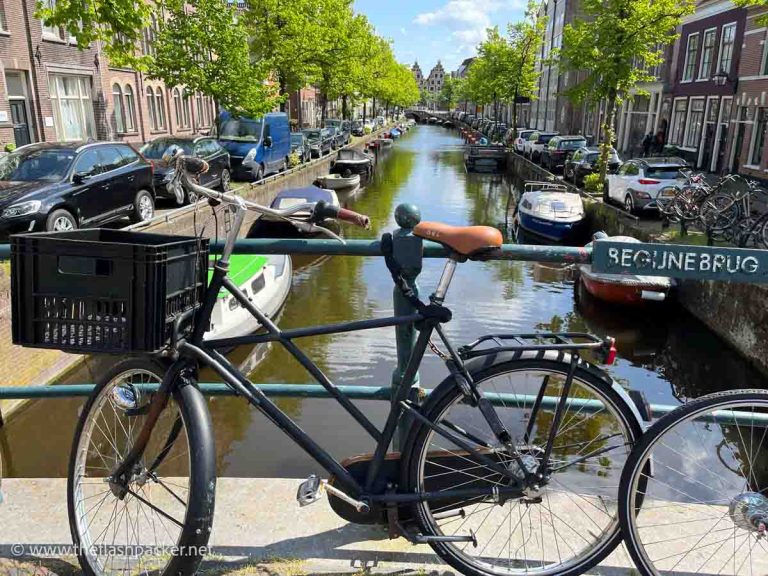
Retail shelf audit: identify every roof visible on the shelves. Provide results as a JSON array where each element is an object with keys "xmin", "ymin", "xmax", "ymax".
[
  {"xmin": 14, "ymin": 141, "xmax": 132, "ymax": 154},
  {"xmin": 638, "ymin": 156, "xmax": 688, "ymax": 166}
]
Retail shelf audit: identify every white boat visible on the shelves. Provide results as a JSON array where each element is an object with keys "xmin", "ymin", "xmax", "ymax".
[
  {"xmin": 515, "ymin": 181, "xmax": 586, "ymax": 242},
  {"xmin": 317, "ymin": 173, "xmax": 361, "ymax": 190},
  {"xmin": 206, "ymin": 254, "xmax": 293, "ymax": 340}
]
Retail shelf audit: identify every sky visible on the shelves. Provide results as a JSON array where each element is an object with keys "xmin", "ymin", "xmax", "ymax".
[{"xmin": 353, "ymin": 0, "xmax": 527, "ymax": 74}]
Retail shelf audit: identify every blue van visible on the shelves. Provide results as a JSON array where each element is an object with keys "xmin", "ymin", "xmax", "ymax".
[{"xmin": 217, "ymin": 111, "xmax": 291, "ymax": 181}]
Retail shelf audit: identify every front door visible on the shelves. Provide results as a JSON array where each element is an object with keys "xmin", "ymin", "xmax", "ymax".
[
  {"xmin": 731, "ymin": 123, "xmax": 745, "ymax": 174},
  {"xmin": 10, "ymin": 101, "xmax": 31, "ymax": 147}
]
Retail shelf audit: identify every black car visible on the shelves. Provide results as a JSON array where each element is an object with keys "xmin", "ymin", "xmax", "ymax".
[
  {"xmin": 303, "ymin": 128, "xmax": 333, "ymax": 158},
  {"xmin": 351, "ymin": 120, "xmax": 364, "ymax": 137},
  {"xmin": 290, "ymin": 132, "xmax": 311, "ymax": 163},
  {"xmin": 564, "ymin": 146, "xmax": 622, "ymax": 186},
  {"xmin": 541, "ymin": 135, "xmax": 588, "ymax": 172},
  {"xmin": 325, "ymin": 126, "xmax": 343, "ymax": 150},
  {"xmin": 324, "ymin": 119, "xmax": 351, "ymax": 146},
  {"xmin": 141, "ymin": 136, "xmax": 230, "ymax": 204},
  {"xmin": 0, "ymin": 141, "xmax": 154, "ymax": 238}
]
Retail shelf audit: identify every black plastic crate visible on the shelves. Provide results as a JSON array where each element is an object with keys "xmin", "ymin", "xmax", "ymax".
[{"xmin": 11, "ymin": 229, "xmax": 209, "ymax": 354}]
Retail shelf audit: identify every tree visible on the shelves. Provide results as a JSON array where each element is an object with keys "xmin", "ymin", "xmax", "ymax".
[
  {"xmin": 151, "ymin": 0, "xmax": 281, "ymax": 120},
  {"xmin": 465, "ymin": 28, "xmax": 510, "ymax": 121},
  {"xmin": 438, "ymin": 76, "xmax": 462, "ymax": 110},
  {"xmin": 734, "ymin": 0, "xmax": 768, "ymax": 24},
  {"xmin": 555, "ymin": 0, "xmax": 694, "ymax": 181},
  {"xmin": 505, "ymin": 5, "xmax": 546, "ymax": 136}
]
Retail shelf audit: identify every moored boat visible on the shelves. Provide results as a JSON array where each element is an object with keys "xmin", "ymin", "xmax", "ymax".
[
  {"xmin": 316, "ymin": 172, "xmax": 361, "ymax": 190},
  {"xmin": 246, "ymin": 185, "xmax": 339, "ymax": 238},
  {"xmin": 578, "ymin": 233, "xmax": 675, "ymax": 305},
  {"xmin": 206, "ymin": 253, "xmax": 292, "ymax": 340},
  {"xmin": 515, "ymin": 181, "xmax": 586, "ymax": 242},
  {"xmin": 331, "ymin": 148, "xmax": 374, "ymax": 176}
]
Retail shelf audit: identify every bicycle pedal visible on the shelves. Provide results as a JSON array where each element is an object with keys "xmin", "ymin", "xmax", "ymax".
[{"xmin": 297, "ymin": 474, "xmax": 323, "ymax": 507}]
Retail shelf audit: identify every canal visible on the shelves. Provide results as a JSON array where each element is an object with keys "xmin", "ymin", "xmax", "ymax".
[{"xmin": 2, "ymin": 124, "xmax": 765, "ymax": 478}]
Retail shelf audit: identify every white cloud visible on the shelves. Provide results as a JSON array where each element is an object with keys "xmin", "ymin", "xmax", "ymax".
[
  {"xmin": 400, "ymin": 26, "xmax": 407, "ymax": 35},
  {"xmin": 413, "ymin": 0, "xmax": 525, "ymax": 63}
]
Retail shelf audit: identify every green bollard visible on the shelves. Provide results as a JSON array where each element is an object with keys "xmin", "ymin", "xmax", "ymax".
[{"xmin": 390, "ymin": 203, "xmax": 423, "ymax": 449}]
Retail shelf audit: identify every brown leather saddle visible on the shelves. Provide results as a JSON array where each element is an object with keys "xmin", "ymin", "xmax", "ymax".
[{"xmin": 413, "ymin": 221, "xmax": 503, "ymax": 258}]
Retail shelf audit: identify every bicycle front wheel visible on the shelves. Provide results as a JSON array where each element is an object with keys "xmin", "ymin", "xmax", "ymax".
[
  {"xmin": 406, "ymin": 355, "xmax": 642, "ymax": 576},
  {"xmin": 619, "ymin": 389, "xmax": 768, "ymax": 576},
  {"xmin": 67, "ymin": 358, "xmax": 216, "ymax": 576}
]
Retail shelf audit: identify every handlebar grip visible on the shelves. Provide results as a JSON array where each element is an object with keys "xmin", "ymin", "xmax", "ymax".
[{"xmin": 336, "ymin": 207, "xmax": 371, "ymax": 229}]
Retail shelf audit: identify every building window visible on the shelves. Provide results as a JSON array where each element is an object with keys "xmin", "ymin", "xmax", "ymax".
[
  {"xmin": 173, "ymin": 88, "xmax": 182, "ymax": 127},
  {"xmin": 123, "ymin": 84, "xmax": 135, "ymax": 131},
  {"xmin": 670, "ymin": 99, "xmax": 688, "ymax": 145},
  {"xmin": 685, "ymin": 98, "xmax": 705, "ymax": 148},
  {"xmin": 40, "ymin": 0, "xmax": 63, "ymax": 38},
  {"xmin": 155, "ymin": 89, "xmax": 165, "ymax": 128},
  {"xmin": 142, "ymin": 15, "xmax": 159, "ymax": 56},
  {"xmin": 699, "ymin": 29, "xmax": 716, "ymax": 80},
  {"xmin": 182, "ymin": 91, "xmax": 191, "ymax": 128},
  {"xmin": 718, "ymin": 23, "xmax": 737, "ymax": 75},
  {"xmin": 48, "ymin": 74, "xmax": 95, "ymax": 141},
  {"xmin": 113, "ymin": 83, "xmax": 125, "ymax": 133},
  {"xmin": 146, "ymin": 86, "xmax": 157, "ymax": 130},
  {"xmin": 0, "ymin": 1, "xmax": 7, "ymax": 31},
  {"xmin": 751, "ymin": 108, "xmax": 768, "ymax": 165},
  {"xmin": 683, "ymin": 33, "xmax": 699, "ymax": 82}
]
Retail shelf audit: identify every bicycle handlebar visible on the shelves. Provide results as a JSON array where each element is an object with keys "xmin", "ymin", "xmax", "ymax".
[{"xmin": 313, "ymin": 200, "xmax": 370, "ymax": 229}]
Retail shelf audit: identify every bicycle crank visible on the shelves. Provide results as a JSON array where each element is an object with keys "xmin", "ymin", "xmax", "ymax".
[{"xmin": 297, "ymin": 474, "xmax": 370, "ymax": 514}]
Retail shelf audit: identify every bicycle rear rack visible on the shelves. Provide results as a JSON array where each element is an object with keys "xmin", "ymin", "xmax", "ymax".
[{"xmin": 458, "ymin": 332, "xmax": 616, "ymax": 364}]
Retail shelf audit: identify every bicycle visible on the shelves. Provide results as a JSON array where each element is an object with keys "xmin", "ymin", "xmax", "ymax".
[
  {"xmin": 61, "ymin": 153, "xmax": 646, "ymax": 576},
  {"xmin": 619, "ymin": 389, "xmax": 768, "ymax": 575}
]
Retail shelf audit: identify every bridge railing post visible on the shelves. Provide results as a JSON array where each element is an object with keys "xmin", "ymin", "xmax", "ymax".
[{"xmin": 390, "ymin": 203, "xmax": 423, "ymax": 450}]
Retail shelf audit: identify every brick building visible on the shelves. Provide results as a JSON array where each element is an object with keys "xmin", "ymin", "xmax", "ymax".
[
  {"xmin": 725, "ymin": 5, "xmax": 768, "ymax": 178},
  {"xmin": 0, "ymin": 0, "xmax": 216, "ymax": 150}
]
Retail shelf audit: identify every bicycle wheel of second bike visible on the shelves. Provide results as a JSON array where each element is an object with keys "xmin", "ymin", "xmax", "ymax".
[
  {"xmin": 619, "ymin": 389, "xmax": 768, "ymax": 576},
  {"xmin": 67, "ymin": 358, "xmax": 216, "ymax": 576},
  {"xmin": 405, "ymin": 354, "xmax": 643, "ymax": 576}
]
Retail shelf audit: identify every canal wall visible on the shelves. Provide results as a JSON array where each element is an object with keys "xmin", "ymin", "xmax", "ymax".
[
  {"xmin": 506, "ymin": 150, "xmax": 768, "ymax": 377},
  {"xmin": 0, "ymin": 130, "xmax": 388, "ymax": 419}
]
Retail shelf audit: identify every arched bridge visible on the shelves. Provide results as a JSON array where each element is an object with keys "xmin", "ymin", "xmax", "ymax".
[{"xmin": 404, "ymin": 109, "xmax": 450, "ymax": 123}]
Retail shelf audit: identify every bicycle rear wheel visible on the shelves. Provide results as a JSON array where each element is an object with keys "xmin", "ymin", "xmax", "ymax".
[
  {"xmin": 67, "ymin": 358, "xmax": 216, "ymax": 576},
  {"xmin": 405, "ymin": 354, "xmax": 642, "ymax": 576},
  {"xmin": 619, "ymin": 389, "xmax": 768, "ymax": 576}
]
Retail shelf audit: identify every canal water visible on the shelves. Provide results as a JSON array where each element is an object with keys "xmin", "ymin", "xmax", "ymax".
[{"xmin": 2, "ymin": 125, "xmax": 765, "ymax": 478}]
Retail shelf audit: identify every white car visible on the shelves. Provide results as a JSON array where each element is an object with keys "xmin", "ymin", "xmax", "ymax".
[
  {"xmin": 523, "ymin": 131, "xmax": 559, "ymax": 162},
  {"xmin": 605, "ymin": 157, "xmax": 689, "ymax": 214},
  {"xmin": 506, "ymin": 128, "xmax": 534, "ymax": 153}
]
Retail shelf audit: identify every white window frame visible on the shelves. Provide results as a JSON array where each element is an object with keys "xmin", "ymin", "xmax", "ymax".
[
  {"xmin": 0, "ymin": 1, "xmax": 8, "ymax": 32},
  {"xmin": 717, "ymin": 22, "xmax": 738, "ymax": 76},
  {"xmin": 762, "ymin": 30, "xmax": 768, "ymax": 76},
  {"xmin": 683, "ymin": 32, "xmax": 700, "ymax": 82},
  {"xmin": 749, "ymin": 106, "xmax": 768, "ymax": 166},
  {"xmin": 112, "ymin": 83, "xmax": 125, "ymax": 134},
  {"xmin": 146, "ymin": 86, "xmax": 157, "ymax": 130},
  {"xmin": 684, "ymin": 97, "xmax": 706, "ymax": 148},
  {"xmin": 48, "ymin": 74, "xmax": 95, "ymax": 141},
  {"xmin": 155, "ymin": 89, "xmax": 166, "ymax": 129},
  {"xmin": 698, "ymin": 27, "xmax": 717, "ymax": 80},
  {"xmin": 123, "ymin": 84, "xmax": 135, "ymax": 132},
  {"xmin": 670, "ymin": 97, "xmax": 689, "ymax": 146}
]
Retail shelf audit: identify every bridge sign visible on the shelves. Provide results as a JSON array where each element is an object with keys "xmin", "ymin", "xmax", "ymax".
[{"xmin": 591, "ymin": 240, "xmax": 768, "ymax": 284}]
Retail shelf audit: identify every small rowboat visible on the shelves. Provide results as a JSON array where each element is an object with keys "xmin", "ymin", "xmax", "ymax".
[
  {"xmin": 206, "ymin": 253, "xmax": 292, "ymax": 340},
  {"xmin": 317, "ymin": 173, "xmax": 361, "ymax": 190},
  {"xmin": 578, "ymin": 234, "xmax": 675, "ymax": 305},
  {"xmin": 332, "ymin": 148, "xmax": 375, "ymax": 176}
]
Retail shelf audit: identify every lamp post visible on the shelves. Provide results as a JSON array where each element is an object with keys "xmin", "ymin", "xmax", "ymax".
[{"xmin": 713, "ymin": 71, "xmax": 729, "ymax": 87}]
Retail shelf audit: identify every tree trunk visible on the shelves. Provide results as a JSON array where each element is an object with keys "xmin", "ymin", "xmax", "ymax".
[
  {"xmin": 321, "ymin": 93, "xmax": 328, "ymax": 124},
  {"xmin": 598, "ymin": 91, "xmax": 618, "ymax": 184},
  {"xmin": 372, "ymin": 97, "xmax": 376, "ymax": 119},
  {"xmin": 279, "ymin": 75, "xmax": 288, "ymax": 113},
  {"xmin": 363, "ymin": 102, "xmax": 367, "ymax": 123},
  {"xmin": 512, "ymin": 98, "xmax": 518, "ymax": 139},
  {"xmin": 342, "ymin": 95, "xmax": 348, "ymax": 119}
]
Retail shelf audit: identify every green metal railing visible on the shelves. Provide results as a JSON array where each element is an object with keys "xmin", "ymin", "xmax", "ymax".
[{"xmin": 1, "ymin": 202, "xmax": 767, "ymax": 428}]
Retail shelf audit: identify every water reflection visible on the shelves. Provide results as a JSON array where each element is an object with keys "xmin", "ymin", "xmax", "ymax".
[{"xmin": 2, "ymin": 125, "xmax": 766, "ymax": 478}]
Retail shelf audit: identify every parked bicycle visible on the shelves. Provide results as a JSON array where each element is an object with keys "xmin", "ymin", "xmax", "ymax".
[{"xmin": 8, "ymin": 152, "xmax": 651, "ymax": 576}]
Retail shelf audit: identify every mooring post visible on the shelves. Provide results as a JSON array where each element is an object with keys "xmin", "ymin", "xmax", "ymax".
[{"xmin": 390, "ymin": 203, "xmax": 423, "ymax": 449}]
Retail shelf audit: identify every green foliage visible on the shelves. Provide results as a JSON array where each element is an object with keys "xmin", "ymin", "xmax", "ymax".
[
  {"xmin": 151, "ymin": 0, "xmax": 281, "ymax": 119},
  {"xmin": 735, "ymin": 0, "xmax": 768, "ymax": 24},
  {"xmin": 3, "ymin": 143, "xmax": 15, "ymax": 153},
  {"xmin": 555, "ymin": 0, "xmax": 693, "ymax": 181},
  {"xmin": 288, "ymin": 151, "xmax": 302, "ymax": 168},
  {"xmin": 363, "ymin": 125, "xmax": 373, "ymax": 134},
  {"xmin": 438, "ymin": 76, "xmax": 464, "ymax": 110},
  {"xmin": 584, "ymin": 173, "xmax": 604, "ymax": 193}
]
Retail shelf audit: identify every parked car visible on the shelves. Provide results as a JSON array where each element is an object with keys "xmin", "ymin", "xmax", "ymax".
[
  {"xmin": 324, "ymin": 119, "xmax": 351, "ymax": 146},
  {"xmin": 375, "ymin": 116, "xmax": 385, "ymax": 127},
  {"xmin": 0, "ymin": 141, "xmax": 154, "ymax": 237},
  {"xmin": 490, "ymin": 123, "xmax": 508, "ymax": 142},
  {"xmin": 290, "ymin": 132, "xmax": 311, "ymax": 163},
  {"xmin": 218, "ymin": 111, "xmax": 291, "ymax": 181},
  {"xmin": 303, "ymin": 128, "xmax": 333, "ymax": 157},
  {"xmin": 541, "ymin": 135, "xmax": 588, "ymax": 172},
  {"xmin": 325, "ymin": 127, "xmax": 342, "ymax": 150},
  {"xmin": 605, "ymin": 157, "xmax": 689, "ymax": 214},
  {"xmin": 505, "ymin": 128, "xmax": 534, "ymax": 152},
  {"xmin": 524, "ymin": 131, "xmax": 559, "ymax": 163},
  {"xmin": 465, "ymin": 114, "xmax": 475, "ymax": 125},
  {"xmin": 351, "ymin": 120, "xmax": 365, "ymax": 137},
  {"xmin": 564, "ymin": 146, "xmax": 621, "ymax": 186},
  {"xmin": 141, "ymin": 136, "xmax": 230, "ymax": 204}
]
